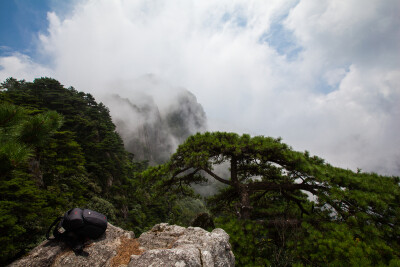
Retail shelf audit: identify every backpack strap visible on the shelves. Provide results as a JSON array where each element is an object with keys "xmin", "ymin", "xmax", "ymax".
[
  {"xmin": 46, "ymin": 216, "xmax": 63, "ymax": 240},
  {"xmin": 63, "ymin": 231, "xmax": 88, "ymax": 256},
  {"xmin": 46, "ymin": 216, "xmax": 88, "ymax": 255}
]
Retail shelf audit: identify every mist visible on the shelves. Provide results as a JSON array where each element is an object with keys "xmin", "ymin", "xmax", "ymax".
[
  {"xmin": 101, "ymin": 75, "xmax": 207, "ymax": 164},
  {"xmin": 0, "ymin": 0, "xmax": 399, "ymax": 176}
]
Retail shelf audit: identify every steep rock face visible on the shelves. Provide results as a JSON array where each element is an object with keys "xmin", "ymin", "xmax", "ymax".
[
  {"xmin": 9, "ymin": 223, "xmax": 234, "ymax": 267},
  {"xmin": 102, "ymin": 76, "xmax": 207, "ymax": 165},
  {"xmin": 108, "ymin": 95, "xmax": 173, "ymax": 164}
]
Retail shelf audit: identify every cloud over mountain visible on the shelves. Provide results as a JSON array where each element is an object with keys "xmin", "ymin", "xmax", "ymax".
[{"xmin": 1, "ymin": 0, "xmax": 399, "ymax": 175}]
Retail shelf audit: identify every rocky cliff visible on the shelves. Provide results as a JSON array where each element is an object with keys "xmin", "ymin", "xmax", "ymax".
[
  {"xmin": 103, "ymin": 75, "xmax": 207, "ymax": 165},
  {"xmin": 9, "ymin": 223, "xmax": 235, "ymax": 267}
]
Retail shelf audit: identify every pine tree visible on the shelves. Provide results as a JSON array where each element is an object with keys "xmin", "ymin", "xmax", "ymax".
[
  {"xmin": 0, "ymin": 102, "xmax": 63, "ymax": 264},
  {"xmin": 143, "ymin": 131, "xmax": 400, "ymax": 265}
]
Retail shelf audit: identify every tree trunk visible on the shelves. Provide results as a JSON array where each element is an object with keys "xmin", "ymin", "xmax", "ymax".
[
  {"xmin": 231, "ymin": 155, "xmax": 252, "ymax": 220},
  {"xmin": 28, "ymin": 157, "xmax": 43, "ymax": 187},
  {"xmin": 239, "ymin": 184, "xmax": 252, "ymax": 220}
]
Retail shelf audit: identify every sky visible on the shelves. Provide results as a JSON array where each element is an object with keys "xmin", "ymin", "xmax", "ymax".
[{"xmin": 1, "ymin": 0, "xmax": 399, "ymax": 176}]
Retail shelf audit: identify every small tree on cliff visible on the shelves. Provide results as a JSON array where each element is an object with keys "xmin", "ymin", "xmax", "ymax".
[
  {"xmin": 143, "ymin": 131, "xmax": 400, "ymax": 265},
  {"xmin": 143, "ymin": 132, "xmax": 400, "ymax": 265},
  {"xmin": 146, "ymin": 131, "xmax": 400, "ymax": 224},
  {"xmin": 144, "ymin": 132, "xmax": 329, "ymax": 219}
]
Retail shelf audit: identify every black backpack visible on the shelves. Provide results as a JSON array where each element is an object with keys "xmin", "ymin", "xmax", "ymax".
[{"xmin": 46, "ymin": 208, "xmax": 108, "ymax": 254}]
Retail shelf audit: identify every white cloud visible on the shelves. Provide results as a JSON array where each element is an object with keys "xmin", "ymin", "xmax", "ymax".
[
  {"xmin": 0, "ymin": 53, "xmax": 53, "ymax": 81},
  {"xmin": 1, "ymin": 0, "xmax": 399, "ymax": 175},
  {"xmin": 284, "ymin": 66, "xmax": 400, "ymax": 175},
  {"xmin": 285, "ymin": 0, "xmax": 400, "ymax": 68}
]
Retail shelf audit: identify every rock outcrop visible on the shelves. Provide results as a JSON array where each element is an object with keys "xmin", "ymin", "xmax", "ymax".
[
  {"xmin": 104, "ymin": 75, "xmax": 207, "ymax": 165},
  {"xmin": 129, "ymin": 223, "xmax": 234, "ymax": 267},
  {"xmin": 9, "ymin": 223, "xmax": 235, "ymax": 267}
]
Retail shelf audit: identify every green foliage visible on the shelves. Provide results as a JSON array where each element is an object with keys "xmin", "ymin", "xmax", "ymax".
[
  {"xmin": 294, "ymin": 221, "xmax": 395, "ymax": 266},
  {"xmin": 2, "ymin": 77, "xmax": 128, "ymax": 188},
  {"xmin": 215, "ymin": 217, "xmax": 271, "ymax": 266},
  {"xmin": 0, "ymin": 78, "xmax": 151, "ymax": 264},
  {"xmin": 0, "ymin": 103, "xmax": 33, "ymax": 166},
  {"xmin": 169, "ymin": 197, "xmax": 209, "ymax": 226},
  {"xmin": 0, "ymin": 102, "xmax": 64, "ymax": 264},
  {"xmin": 152, "ymin": 131, "xmax": 400, "ymax": 266},
  {"xmin": 18, "ymin": 111, "xmax": 63, "ymax": 146}
]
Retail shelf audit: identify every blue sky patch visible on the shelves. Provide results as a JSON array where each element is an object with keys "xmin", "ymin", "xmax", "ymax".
[
  {"xmin": 0, "ymin": 0, "xmax": 51, "ymax": 57},
  {"xmin": 316, "ymin": 78, "xmax": 338, "ymax": 94},
  {"xmin": 221, "ymin": 9, "xmax": 247, "ymax": 28},
  {"xmin": 317, "ymin": 65, "xmax": 350, "ymax": 94},
  {"xmin": 257, "ymin": 0, "xmax": 303, "ymax": 62},
  {"xmin": 260, "ymin": 20, "xmax": 303, "ymax": 61}
]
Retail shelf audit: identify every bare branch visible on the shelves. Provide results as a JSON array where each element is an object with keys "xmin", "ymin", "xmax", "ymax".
[
  {"xmin": 202, "ymin": 167, "xmax": 232, "ymax": 185},
  {"xmin": 172, "ymin": 166, "xmax": 192, "ymax": 177},
  {"xmin": 282, "ymin": 191, "xmax": 310, "ymax": 216},
  {"xmin": 248, "ymin": 181, "xmax": 325, "ymax": 193}
]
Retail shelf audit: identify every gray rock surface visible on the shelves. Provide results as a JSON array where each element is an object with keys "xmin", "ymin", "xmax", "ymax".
[
  {"xmin": 9, "ymin": 223, "xmax": 235, "ymax": 267},
  {"xmin": 130, "ymin": 223, "xmax": 235, "ymax": 267},
  {"xmin": 8, "ymin": 223, "xmax": 135, "ymax": 267}
]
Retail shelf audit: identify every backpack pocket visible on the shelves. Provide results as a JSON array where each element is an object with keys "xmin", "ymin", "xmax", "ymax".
[
  {"xmin": 80, "ymin": 209, "xmax": 107, "ymax": 239},
  {"xmin": 64, "ymin": 208, "xmax": 84, "ymax": 231}
]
